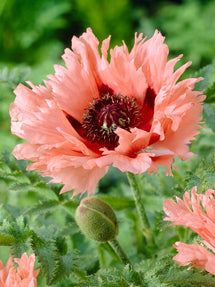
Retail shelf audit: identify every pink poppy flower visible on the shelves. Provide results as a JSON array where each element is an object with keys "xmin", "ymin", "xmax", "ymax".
[
  {"xmin": 163, "ymin": 186, "xmax": 215, "ymax": 275},
  {"xmin": 10, "ymin": 28, "xmax": 205, "ymax": 197},
  {"xmin": 0, "ymin": 253, "xmax": 39, "ymax": 287}
]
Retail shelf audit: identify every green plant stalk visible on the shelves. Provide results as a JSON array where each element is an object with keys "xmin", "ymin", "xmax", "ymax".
[
  {"xmin": 127, "ymin": 172, "xmax": 155, "ymax": 246},
  {"xmin": 108, "ymin": 239, "xmax": 143, "ymax": 284},
  {"xmin": 108, "ymin": 238, "xmax": 132, "ymax": 266}
]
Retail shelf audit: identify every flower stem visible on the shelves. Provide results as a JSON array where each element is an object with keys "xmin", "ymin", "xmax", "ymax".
[
  {"xmin": 108, "ymin": 239, "xmax": 143, "ymax": 285},
  {"xmin": 108, "ymin": 238, "xmax": 132, "ymax": 266},
  {"xmin": 127, "ymin": 172, "xmax": 155, "ymax": 246}
]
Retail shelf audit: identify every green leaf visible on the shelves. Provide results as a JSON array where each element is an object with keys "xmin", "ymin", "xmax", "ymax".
[
  {"xmin": 0, "ymin": 216, "xmax": 31, "ymax": 246},
  {"xmin": 49, "ymin": 252, "xmax": 78, "ymax": 285},
  {"xmin": 185, "ymin": 172, "xmax": 203, "ymax": 189},
  {"xmin": 79, "ymin": 265, "xmax": 143, "ymax": 287},
  {"xmin": 31, "ymin": 226, "xmax": 79, "ymax": 285},
  {"xmin": 34, "ymin": 182, "xmax": 59, "ymax": 201},
  {"xmin": 0, "ymin": 171, "xmax": 31, "ymax": 185},
  {"xmin": 203, "ymin": 103, "xmax": 215, "ymax": 132},
  {"xmin": 0, "ymin": 202, "xmax": 16, "ymax": 224},
  {"xmin": 165, "ymin": 264, "xmax": 215, "ymax": 287},
  {"xmin": 205, "ymin": 82, "xmax": 215, "ymax": 103},
  {"xmin": 23, "ymin": 199, "xmax": 59, "ymax": 216},
  {"xmin": 0, "ymin": 66, "xmax": 31, "ymax": 90},
  {"xmin": 0, "ymin": 152, "xmax": 59, "ymax": 201},
  {"xmin": 60, "ymin": 200, "xmax": 78, "ymax": 216},
  {"xmin": 194, "ymin": 64, "xmax": 214, "ymax": 92},
  {"xmin": 136, "ymin": 255, "xmax": 215, "ymax": 287},
  {"xmin": 31, "ymin": 230, "xmax": 59, "ymax": 285},
  {"xmin": 97, "ymin": 195, "xmax": 135, "ymax": 210},
  {"xmin": 0, "ymin": 231, "xmax": 16, "ymax": 245}
]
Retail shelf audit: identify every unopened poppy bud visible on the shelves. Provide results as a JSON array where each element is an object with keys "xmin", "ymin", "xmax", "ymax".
[{"xmin": 75, "ymin": 197, "xmax": 118, "ymax": 242}]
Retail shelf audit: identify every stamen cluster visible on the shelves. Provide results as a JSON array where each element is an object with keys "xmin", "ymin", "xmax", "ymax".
[{"xmin": 82, "ymin": 92, "xmax": 142, "ymax": 150}]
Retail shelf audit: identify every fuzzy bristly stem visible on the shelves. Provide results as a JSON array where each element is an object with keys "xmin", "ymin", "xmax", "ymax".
[
  {"xmin": 108, "ymin": 239, "xmax": 143, "ymax": 284},
  {"xmin": 127, "ymin": 172, "xmax": 155, "ymax": 246},
  {"xmin": 108, "ymin": 238, "xmax": 132, "ymax": 266}
]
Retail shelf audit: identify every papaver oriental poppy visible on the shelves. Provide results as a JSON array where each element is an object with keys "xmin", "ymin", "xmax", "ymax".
[
  {"xmin": 10, "ymin": 28, "xmax": 205, "ymax": 196},
  {"xmin": 163, "ymin": 187, "xmax": 215, "ymax": 275}
]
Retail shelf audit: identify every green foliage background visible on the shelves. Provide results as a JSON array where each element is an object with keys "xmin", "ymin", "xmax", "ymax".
[{"xmin": 0, "ymin": 0, "xmax": 215, "ymax": 286}]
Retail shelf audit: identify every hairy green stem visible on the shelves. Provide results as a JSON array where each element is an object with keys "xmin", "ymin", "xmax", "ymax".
[
  {"xmin": 127, "ymin": 172, "xmax": 155, "ymax": 245},
  {"xmin": 108, "ymin": 238, "xmax": 132, "ymax": 266},
  {"xmin": 108, "ymin": 239, "xmax": 143, "ymax": 284}
]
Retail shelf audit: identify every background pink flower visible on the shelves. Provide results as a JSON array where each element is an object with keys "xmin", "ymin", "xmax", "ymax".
[
  {"xmin": 0, "ymin": 253, "xmax": 39, "ymax": 287},
  {"xmin": 163, "ymin": 186, "xmax": 215, "ymax": 275},
  {"xmin": 10, "ymin": 28, "xmax": 205, "ymax": 196}
]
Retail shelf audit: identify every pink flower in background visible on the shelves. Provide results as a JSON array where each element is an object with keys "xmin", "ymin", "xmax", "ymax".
[
  {"xmin": 163, "ymin": 186, "xmax": 215, "ymax": 275},
  {"xmin": 10, "ymin": 28, "xmax": 205, "ymax": 197},
  {"xmin": 0, "ymin": 253, "xmax": 39, "ymax": 286}
]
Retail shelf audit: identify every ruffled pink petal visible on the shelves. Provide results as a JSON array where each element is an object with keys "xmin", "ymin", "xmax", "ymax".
[
  {"xmin": 173, "ymin": 241, "xmax": 215, "ymax": 275},
  {"xmin": 71, "ymin": 28, "xmax": 103, "ymax": 85},
  {"xmin": 11, "ymin": 83, "xmax": 82, "ymax": 144},
  {"xmin": 0, "ymin": 253, "xmax": 39, "ymax": 287},
  {"xmin": 164, "ymin": 187, "xmax": 215, "ymax": 252},
  {"xmin": 49, "ymin": 50, "xmax": 99, "ymax": 123},
  {"xmin": 53, "ymin": 165, "xmax": 108, "ymax": 197},
  {"xmin": 130, "ymin": 30, "xmax": 169, "ymax": 93},
  {"xmin": 15, "ymin": 253, "xmax": 36, "ymax": 280},
  {"xmin": 100, "ymin": 45, "xmax": 148, "ymax": 105}
]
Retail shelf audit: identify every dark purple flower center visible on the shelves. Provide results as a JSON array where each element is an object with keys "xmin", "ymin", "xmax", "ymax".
[
  {"xmin": 82, "ymin": 91, "xmax": 142, "ymax": 150},
  {"xmin": 65, "ymin": 85, "xmax": 156, "ymax": 150}
]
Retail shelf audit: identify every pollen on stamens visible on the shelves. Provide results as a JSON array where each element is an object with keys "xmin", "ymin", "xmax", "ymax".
[{"xmin": 82, "ymin": 92, "xmax": 142, "ymax": 150}]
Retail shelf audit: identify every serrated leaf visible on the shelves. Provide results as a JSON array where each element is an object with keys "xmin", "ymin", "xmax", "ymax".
[
  {"xmin": 34, "ymin": 182, "xmax": 59, "ymax": 200},
  {"xmin": 0, "ymin": 216, "xmax": 30, "ymax": 245},
  {"xmin": 60, "ymin": 252, "xmax": 78, "ymax": 277},
  {"xmin": 136, "ymin": 255, "xmax": 215, "ymax": 286},
  {"xmin": 185, "ymin": 172, "xmax": 203, "ymax": 189},
  {"xmin": 164, "ymin": 264, "xmax": 215, "ymax": 287},
  {"xmin": 203, "ymin": 103, "xmax": 215, "ymax": 132},
  {"xmin": 23, "ymin": 199, "xmax": 59, "ymax": 216},
  {"xmin": 31, "ymin": 230, "xmax": 59, "ymax": 285},
  {"xmin": 49, "ymin": 252, "xmax": 79, "ymax": 285},
  {"xmin": 11, "ymin": 239, "xmax": 32, "ymax": 259},
  {"xmin": 79, "ymin": 265, "xmax": 143, "ymax": 287},
  {"xmin": 194, "ymin": 64, "xmax": 214, "ymax": 92},
  {"xmin": 7, "ymin": 171, "xmax": 31, "ymax": 184},
  {"xmin": 61, "ymin": 200, "xmax": 78, "ymax": 216},
  {"xmin": 1, "ymin": 150, "xmax": 19, "ymax": 171},
  {"xmin": 205, "ymin": 82, "xmax": 215, "ymax": 103},
  {"xmin": 0, "ymin": 66, "xmax": 31, "ymax": 89},
  {"xmin": 0, "ymin": 152, "xmax": 59, "ymax": 201},
  {"xmin": 31, "ymin": 226, "xmax": 78, "ymax": 285},
  {"xmin": 33, "ymin": 225, "xmax": 58, "ymax": 242},
  {"xmin": 6, "ymin": 181, "xmax": 59, "ymax": 202}
]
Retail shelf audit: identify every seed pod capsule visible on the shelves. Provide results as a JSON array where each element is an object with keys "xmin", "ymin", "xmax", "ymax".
[{"xmin": 75, "ymin": 197, "xmax": 118, "ymax": 242}]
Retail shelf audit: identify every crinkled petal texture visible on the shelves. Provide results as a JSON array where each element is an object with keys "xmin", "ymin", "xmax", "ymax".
[
  {"xmin": 163, "ymin": 187, "xmax": 215, "ymax": 275},
  {"xmin": 10, "ymin": 28, "xmax": 205, "ymax": 196},
  {"xmin": 0, "ymin": 253, "xmax": 39, "ymax": 287},
  {"xmin": 173, "ymin": 242, "xmax": 215, "ymax": 275}
]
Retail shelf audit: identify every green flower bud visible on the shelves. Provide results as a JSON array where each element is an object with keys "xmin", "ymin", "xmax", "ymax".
[{"xmin": 75, "ymin": 197, "xmax": 118, "ymax": 242}]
